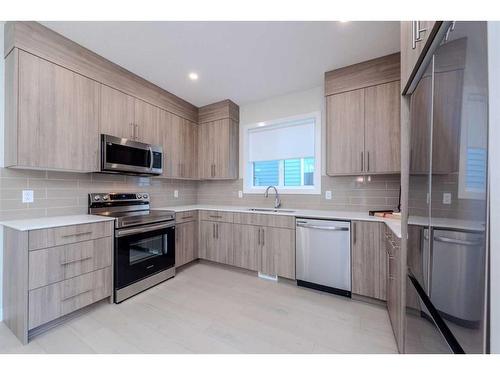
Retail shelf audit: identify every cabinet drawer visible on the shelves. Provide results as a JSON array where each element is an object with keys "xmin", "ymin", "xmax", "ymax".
[
  {"xmin": 233, "ymin": 212, "xmax": 295, "ymax": 229},
  {"xmin": 175, "ymin": 210, "xmax": 198, "ymax": 224},
  {"xmin": 29, "ymin": 222, "xmax": 113, "ymax": 250},
  {"xmin": 28, "ymin": 267, "xmax": 112, "ymax": 330},
  {"xmin": 199, "ymin": 210, "xmax": 233, "ymax": 223},
  {"xmin": 29, "ymin": 237, "xmax": 113, "ymax": 290}
]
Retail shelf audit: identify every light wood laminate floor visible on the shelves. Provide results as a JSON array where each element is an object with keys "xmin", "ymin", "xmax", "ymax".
[{"xmin": 0, "ymin": 261, "xmax": 398, "ymax": 354}]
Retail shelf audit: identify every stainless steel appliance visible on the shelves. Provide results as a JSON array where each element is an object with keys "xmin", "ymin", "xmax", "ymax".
[
  {"xmin": 89, "ymin": 192, "xmax": 175, "ymax": 303},
  {"xmin": 296, "ymin": 219, "xmax": 351, "ymax": 297},
  {"xmin": 101, "ymin": 134, "xmax": 163, "ymax": 176},
  {"xmin": 406, "ymin": 21, "xmax": 489, "ymax": 353}
]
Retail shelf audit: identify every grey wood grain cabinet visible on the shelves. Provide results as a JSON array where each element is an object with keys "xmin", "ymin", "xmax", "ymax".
[
  {"xmin": 2, "ymin": 221, "xmax": 113, "ymax": 344},
  {"xmin": 325, "ymin": 54, "xmax": 401, "ymax": 176},
  {"xmin": 231, "ymin": 224, "xmax": 260, "ymax": 271},
  {"xmin": 100, "ymin": 85, "xmax": 159, "ymax": 144},
  {"xmin": 351, "ymin": 221, "xmax": 387, "ymax": 300},
  {"xmin": 159, "ymin": 111, "xmax": 198, "ymax": 179},
  {"xmin": 198, "ymin": 100, "xmax": 239, "ymax": 180},
  {"xmin": 5, "ymin": 49, "xmax": 100, "ymax": 172},
  {"xmin": 384, "ymin": 227, "xmax": 403, "ymax": 352},
  {"xmin": 175, "ymin": 220, "xmax": 198, "ymax": 268},
  {"xmin": 260, "ymin": 226, "xmax": 296, "ymax": 280},
  {"xmin": 198, "ymin": 220, "xmax": 233, "ymax": 264}
]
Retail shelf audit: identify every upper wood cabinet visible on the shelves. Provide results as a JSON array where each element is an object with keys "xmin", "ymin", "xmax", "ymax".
[
  {"xmin": 351, "ymin": 221, "xmax": 386, "ymax": 300},
  {"xmin": 5, "ymin": 49, "xmax": 100, "ymax": 172},
  {"xmin": 100, "ymin": 85, "xmax": 135, "ymax": 140},
  {"xmin": 159, "ymin": 111, "xmax": 198, "ymax": 179},
  {"xmin": 326, "ymin": 89, "xmax": 365, "ymax": 174},
  {"xmin": 198, "ymin": 100, "xmax": 239, "ymax": 180},
  {"xmin": 100, "ymin": 85, "xmax": 159, "ymax": 144},
  {"xmin": 325, "ymin": 53, "xmax": 401, "ymax": 176},
  {"xmin": 364, "ymin": 81, "xmax": 401, "ymax": 173},
  {"xmin": 401, "ymin": 21, "xmax": 438, "ymax": 93}
]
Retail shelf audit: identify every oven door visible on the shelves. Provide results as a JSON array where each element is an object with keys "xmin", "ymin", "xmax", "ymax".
[
  {"xmin": 101, "ymin": 134, "xmax": 163, "ymax": 175},
  {"xmin": 115, "ymin": 221, "xmax": 175, "ymax": 290}
]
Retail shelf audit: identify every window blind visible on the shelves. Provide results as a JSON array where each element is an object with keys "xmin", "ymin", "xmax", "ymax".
[{"xmin": 248, "ymin": 118, "xmax": 315, "ymax": 162}]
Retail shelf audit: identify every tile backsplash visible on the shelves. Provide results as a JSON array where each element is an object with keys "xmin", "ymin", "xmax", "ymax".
[
  {"xmin": 0, "ymin": 168, "xmax": 197, "ymax": 220},
  {"xmin": 197, "ymin": 175, "xmax": 401, "ymax": 212},
  {"xmin": 0, "ymin": 168, "xmax": 401, "ymax": 221}
]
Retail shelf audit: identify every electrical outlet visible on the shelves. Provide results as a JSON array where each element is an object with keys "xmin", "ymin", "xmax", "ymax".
[
  {"xmin": 238, "ymin": 190, "xmax": 243, "ymax": 198},
  {"xmin": 325, "ymin": 190, "xmax": 332, "ymax": 200},
  {"xmin": 174, "ymin": 190, "xmax": 179, "ymax": 198},
  {"xmin": 22, "ymin": 190, "xmax": 34, "ymax": 203},
  {"xmin": 443, "ymin": 192, "xmax": 452, "ymax": 205}
]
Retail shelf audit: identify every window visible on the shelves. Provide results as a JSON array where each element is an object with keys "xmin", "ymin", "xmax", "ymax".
[{"xmin": 243, "ymin": 112, "xmax": 321, "ymax": 194}]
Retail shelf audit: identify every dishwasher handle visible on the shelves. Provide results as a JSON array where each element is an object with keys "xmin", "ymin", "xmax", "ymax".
[{"xmin": 297, "ymin": 223, "xmax": 349, "ymax": 231}]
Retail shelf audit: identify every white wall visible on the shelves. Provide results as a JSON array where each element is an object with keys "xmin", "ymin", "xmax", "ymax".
[
  {"xmin": 238, "ymin": 86, "xmax": 326, "ymax": 177},
  {"xmin": 488, "ymin": 21, "xmax": 500, "ymax": 354},
  {"xmin": 0, "ymin": 21, "xmax": 5, "ymax": 321}
]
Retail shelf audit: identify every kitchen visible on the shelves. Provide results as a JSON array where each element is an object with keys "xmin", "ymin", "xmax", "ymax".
[{"xmin": 0, "ymin": 8, "xmax": 498, "ymax": 364}]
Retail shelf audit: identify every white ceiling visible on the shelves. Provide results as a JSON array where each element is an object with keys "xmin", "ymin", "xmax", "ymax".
[{"xmin": 41, "ymin": 21, "xmax": 400, "ymax": 107}]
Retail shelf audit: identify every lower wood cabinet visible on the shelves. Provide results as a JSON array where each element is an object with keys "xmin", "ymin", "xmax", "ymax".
[
  {"xmin": 2, "ymin": 222, "xmax": 114, "ymax": 344},
  {"xmin": 175, "ymin": 219, "xmax": 198, "ymax": 267},
  {"xmin": 198, "ymin": 220, "xmax": 233, "ymax": 264},
  {"xmin": 230, "ymin": 224, "xmax": 259, "ymax": 271},
  {"xmin": 351, "ymin": 221, "xmax": 387, "ymax": 300},
  {"xmin": 260, "ymin": 226, "xmax": 296, "ymax": 280},
  {"xmin": 384, "ymin": 227, "xmax": 403, "ymax": 352}
]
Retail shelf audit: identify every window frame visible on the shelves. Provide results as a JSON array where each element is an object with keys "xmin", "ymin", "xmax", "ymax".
[{"xmin": 243, "ymin": 111, "xmax": 321, "ymax": 195}]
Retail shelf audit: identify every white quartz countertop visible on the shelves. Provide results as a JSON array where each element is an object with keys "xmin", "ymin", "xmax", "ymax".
[
  {"xmin": 0, "ymin": 214, "xmax": 116, "ymax": 232},
  {"xmin": 154, "ymin": 205, "xmax": 402, "ymax": 238}
]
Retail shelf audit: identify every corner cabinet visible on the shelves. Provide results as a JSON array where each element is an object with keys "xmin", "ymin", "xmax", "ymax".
[
  {"xmin": 198, "ymin": 100, "xmax": 239, "ymax": 180},
  {"xmin": 5, "ymin": 49, "xmax": 100, "ymax": 172},
  {"xmin": 325, "ymin": 54, "xmax": 401, "ymax": 176}
]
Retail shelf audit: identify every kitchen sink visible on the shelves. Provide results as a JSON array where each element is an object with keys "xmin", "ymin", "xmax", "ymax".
[{"xmin": 247, "ymin": 208, "xmax": 295, "ymax": 213}]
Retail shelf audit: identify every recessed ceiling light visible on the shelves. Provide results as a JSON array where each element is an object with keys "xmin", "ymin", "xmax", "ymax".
[{"xmin": 188, "ymin": 72, "xmax": 198, "ymax": 81}]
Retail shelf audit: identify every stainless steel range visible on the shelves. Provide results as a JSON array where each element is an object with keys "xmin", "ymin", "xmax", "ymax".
[{"xmin": 89, "ymin": 192, "xmax": 176, "ymax": 303}]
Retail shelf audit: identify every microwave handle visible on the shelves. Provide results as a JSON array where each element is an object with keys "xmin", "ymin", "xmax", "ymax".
[{"xmin": 149, "ymin": 146, "xmax": 154, "ymax": 170}]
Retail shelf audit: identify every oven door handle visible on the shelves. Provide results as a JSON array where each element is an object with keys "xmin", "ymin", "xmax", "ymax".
[{"xmin": 116, "ymin": 221, "xmax": 175, "ymax": 237}]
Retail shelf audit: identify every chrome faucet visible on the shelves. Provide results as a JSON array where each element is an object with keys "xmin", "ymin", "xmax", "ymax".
[{"xmin": 265, "ymin": 186, "xmax": 281, "ymax": 209}]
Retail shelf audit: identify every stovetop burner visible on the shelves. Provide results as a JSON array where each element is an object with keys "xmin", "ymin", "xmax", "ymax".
[{"xmin": 88, "ymin": 192, "xmax": 175, "ymax": 228}]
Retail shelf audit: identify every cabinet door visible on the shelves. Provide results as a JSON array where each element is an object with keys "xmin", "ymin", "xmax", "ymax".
[
  {"xmin": 198, "ymin": 221, "xmax": 232, "ymax": 264},
  {"xmin": 134, "ymin": 99, "xmax": 160, "ymax": 144},
  {"xmin": 351, "ymin": 221, "xmax": 385, "ymax": 300},
  {"xmin": 231, "ymin": 224, "xmax": 259, "ymax": 271},
  {"xmin": 326, "ymin": 89, "xmax": 365, "ymax": 175},
  {"xmin": 159, "ymin": 111, "xmax": 181, "ymax": 178},
  {"xmin": 198, "ymin": 121, "xmax": 215, "ymax": 179},
  {"xmin": 179, "ymin": 119, "xmax": 198, "ymax": 179},
  {"xmin": 175, "ymin": 221, "xmax": 197, "ymax": 267},
  {"xmin": 198, "ymin": 221, "xmax": 216, "ymax": 261},
  {"xmin": 401, "ymin": 21, "xmax": 437, "ymax": 92},
  {"xmin": 100, "ymin": 84, "xmax": 135, "ymax": 140},
  {"xmin": 364, "ymin": 81, "xmax": 401, "ymax": 173},
  {"xmin": 18, "ymin": 51, "xmax": 100, "ymax": 172},
  {"xmin": 260, "ymin": 227, "xmax": 295, "ymax": 279}
]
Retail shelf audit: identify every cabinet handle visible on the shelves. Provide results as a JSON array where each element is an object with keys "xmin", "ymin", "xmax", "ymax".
[
  {"xmin": 212, "ymin": 223, "xmax": 216, "ymax": 238},
  {"xmin": 208, "ymin": 215, "xmax": 222, "ymax": 219},
  {"xmin": 62, "ymin": 289, "xmax": 93, "ymax": 302},
  {"xmin": 257, "ymin": 227, "xmax": 261, "ymax": 246},
  {"xmin": 367, "ymin": 151, "xmax": 370, "ymax": 172},
  {"xmin": 135, "ymin": 124, "xmax": 140, "ymax": 140},
  {"xmin": 361, "ymin": 151, "xmax": 364, "ymax": 172},
  {"xmin": 216, "ymin": 223, "xmax": 219, "ymax": 239},
  {"xmin": 60, "ymin": 256, "xmax": 93, "ymax": 266},
  {"xmin": 181, "ymin": 215, "xmax": 193, "ymax": 220},
  {"xmin": 61, "ymin": 231, "xmax": 92, "ymax": 238},
  {"xmin": 353, "ymin": 222, "xmax": 356, "ymax": 244},
  {"xmin": 261, "ymin": 228, "xmax": 265, "ymax": 246},
  {"xmin": 412, "ymin": 21, "xmax": 427, "ymax": 49}
]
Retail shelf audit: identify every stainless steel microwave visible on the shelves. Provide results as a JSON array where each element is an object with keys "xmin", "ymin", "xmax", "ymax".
[{"xmin": 101, "ymin": 134, "xmax": 163, "ymax": 176}]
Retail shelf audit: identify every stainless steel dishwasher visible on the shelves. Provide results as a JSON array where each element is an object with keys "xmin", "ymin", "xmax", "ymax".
[{"xmin": 296, "ymin": 218, "xmax": 351, "ymax": 297}]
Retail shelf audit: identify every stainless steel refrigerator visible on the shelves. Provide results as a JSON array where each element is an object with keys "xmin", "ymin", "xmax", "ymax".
[{"xmin": 406, "ymin": 21, "xmax": 489, "ymax": 353}]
